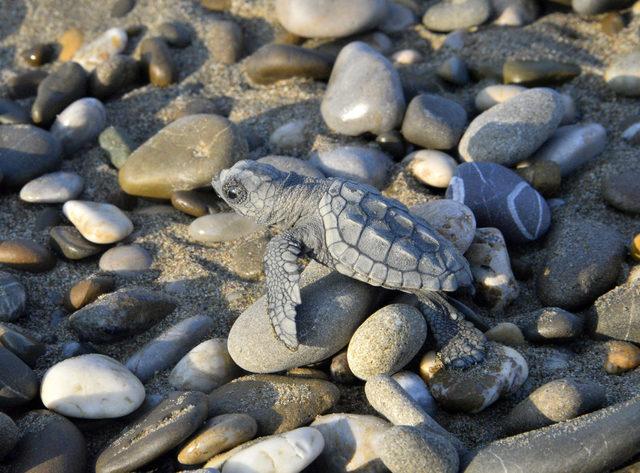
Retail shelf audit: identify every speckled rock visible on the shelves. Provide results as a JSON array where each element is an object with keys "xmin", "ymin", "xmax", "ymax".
[
  {"xmin": 50, "ymin": 226, "xmax": 105, "ymax": 260},
  {"xmin": 41, "ymin": 354, "xmax": 145, "ymax": 418},
  {"xmin": 459, "ymin": 88, "xmax": 564, "ymax": 166},
  {"xmin": 68, "ymin": 287, "xmax": 176, "ymax": 343},
  {"xmin": 99, "ymin": 125, "xmax": 135, "ymax": 169},
  {"xmin": 99, "ymin": 245, "xmax": 152, "ymax": 274},
  {"xmin": 227, "ymin": 236, "xmax": 267, "ymax": 279},
  {"xmin": 466, "ymin": 227, "xmax": 519, "ymax": 311},
  {"xmin": 428, "ymin": 343, "xmax": 528, "ymax": 413},
  {"xmin": 125, "ymin": 315, "xmax": 213, "ymax": 382},
  {"xmin": 90, "ymin": 54, "xmax": 140, "ymax": 99},
  {"xmin": 170, "ymin": 338, "xmax": 241, "ymax": 392},
  {"xmin": 0, "ymin": 412, "xmax": 18, "ymax": 461},
  {"xmin": 321, "ymin": 42, "xmax": 405, "ymax": 136},
  {"xmin": 401, "ymin": 94, "xmax": 467, "ymax": 150},
  {"xmin": 95, "ymin": 391, "xmax": 208, "ymax": 473},
  {"xmin": 119, "ymin": 114, "xmax": 247, "ymax": 199},
  {"xmin": 446, "ymin": 162, "xmax": 551, "ymax": 243},
  {"xmin": 276, "ymin": 0, "xmax": 388, "ymax": 38},
  {"xmin": 208, "ymin": 374, "xmax": 340, "ymax": 435},
  {"xmin": 591, "ymin": 280, "xmax": 640, "ymax": 344},
  {"xmin": 258, "ymin": 155, "xmax": 325, "ymax": 179},
  {"xmin": 208, "ymin": 20, "xmax": 243, "ymax": 64},
  {"xmin": 311, "ymin": 413, "xmax": 390, "ymax": 473},
  {"xmin": 0, "ymin": 239, "xmax": 56, "ymax": 272},
  {"xmin": 0, "ymin": 345, "xmax": 38, "ymax": 407},
  {"xmin": 0, "ymin": 271, "xmax": 26, "ymax": 321},
  {"xmin": 521, "ymin": 307, "xmax": 583, "ymax": 342},
  {"xmin": 228, "ymin": 261, "xmax": 380, "ymax": 373},
  {"xmin": 63, "ymin": 200, "xmax": 133, "ymax": 244},
  {"xmin": 309, "ymin": 146, "xmax": 393, "ymax": 188},
  {"xmin": 189, "ymin": 213, "xmax": 261, "ymax": 243},
  {"xmin": 423, "ymin": 0, "xmax": 491, "ymax": 31},
  {"xmin": 73, "ymin": 27, "xmax": 127, "ymax": 71},
  {"xmin": 603, "ymin": 340, "xmax": 640, "ymax": 374},
  {"xmin": 503, "ymin": 59, "xmax": 581, "ymax": 86},
  {"xmin": 410, "ymin": 199, "xmax": 476, "ymax": 254},
  {"xmin": 32, "ymin": 62, "xmax": 88, "ymax": 126},
  {"xmin": 504, "ymin": 378, "xmax": 606, "ymax": 434},
  {"xmin": 347, "ymin": 304, "xmax": 427, "ymax": 380},
  {"xmin": 515, "ymin": 160, "xmax": 562, "ymax": 198},
  {"xmin": 20, "ymin": 171, "xmax": 84, "ymax": 203},
  {"xmin": 603, "ymin": 172, "xmax": 640, "ymax": 214},
  {"xmin": 64, "ymin": 274, "xmax": 115, "ymax": 311},
  {"xmin": 537, "ymin": 218, "xmax": 624, "ymax": 310}
]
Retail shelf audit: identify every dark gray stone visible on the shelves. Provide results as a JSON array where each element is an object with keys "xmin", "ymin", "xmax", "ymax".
[
  {"xmin": 245, "ymin": 43, "xmax": 332, "ymax": 84},
  {"xmin": 99, "ymin": 125, "xmax": 135, "ymax": 169},
  {"xmin": 8, "ymin": 69, "xmax": 48, "ymax": 99},
  {"xmin": 401, "ymin": 93, "xmax": 467, "ymax": 150},
  {"xmin": 446, "ymin": 162, "xmax": 551, "ymax": 243},
  {"xmin": 0, "ymin": 345, "xmax": 38, "ymax": 407},
  {"xmin": 68, "ymin": 287, "xmax": 177, "ymax": 343},
  {"xmin": 50, "ymin": 226, "xmax": 106, "ymax": 260},
  {"xmin": 591, "ymin": 280, "xmax": 640, "ymax": 344},
  {"xmin": 111, "ymin": 0, "xmax": 135, "ymax": 17},
  {"xmin": 423, "ymin": 0, "xmax": 491, "ymax": 31},
  {"xmin": 0, "ymin": 98, "xmax": 30, "ymax": 124},
  {"xmin": 603, "ymin": 172, "xmax": 640, "ymax": 214},
  {"xmin": 0, "ymin": 323, "xmax": 45, "ymax": 366},
  {"xmin": 159, "ymin": 21, "xmax": 192, "ymax": 48},
  {"xmin": 31, "ymin": 62, "xmax": 88, "ymax": 126},
  {"xmin": 34, "ymin": 207, "xmax": 62, "ymax": 231},
  {"xmin": 0, "ymin": 412, "xmax": 18, "ymax": 461},
  {"xmin": 537, "ymin": 219, "xmax": 624, "ymax": 310},
  {"xmin": 95, "ymin": 391, "xmax": 208, "ymax": 473},
  {"xmin": 437, "ymin": 56, "xmax": 470, "ymax": 86},
  {"xmin": 89, "ymin": 54, "xmax": 140, "ymax": 100},
  {"xmin": 0, "ymin": 271, "xmax": 26, "ymax": 322},
  {"xmin": 521, "ymin": 307, "xmax": 584, "ymax": 343}
]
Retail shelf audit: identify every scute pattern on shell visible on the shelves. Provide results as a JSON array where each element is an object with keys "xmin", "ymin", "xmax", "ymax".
[{"xmin": 320, "ymin": 179, "xmax": 468, "ymax": 291}]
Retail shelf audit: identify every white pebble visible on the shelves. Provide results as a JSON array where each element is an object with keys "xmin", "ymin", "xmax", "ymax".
[
  {"xmin": 410, "ymin": 199, "xmax": 476, "ymax": 254},
  {"xmin": 189, "ymin": 213, "xmax": 261, "ymax": 243},
  {"xmin": 392, "ymin": 371, "xmax": 437, "ymax": 415},
  {"xmin": 269, "ymin": 120, "xmax": 307, "ymax": 152},
  {"xmin": 51, "ymin": 98, "xmax": 108, "ymax": 155},
  {"xmin": 63, "ymin": 200, "xmax": 133, "ymax": 244},
  {"xmin": 392, "ymin": 49, "xmax": 423, "ymax": 65},
  {"xmin": 73, "ymin": 27, "xmax": 127, "ymax": 71},
  {"xmin": 19, "ymin": 171, "xmax": 84, "ymax": 203},
  {"xmin": 406, "ymin": 150, "xmax": 458, "ymax": 188}
]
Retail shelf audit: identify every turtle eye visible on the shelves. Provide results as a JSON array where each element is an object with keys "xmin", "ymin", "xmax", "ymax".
[{"xmin": 222, "ymin": 179, "xmax": 247, "ymax": 204}]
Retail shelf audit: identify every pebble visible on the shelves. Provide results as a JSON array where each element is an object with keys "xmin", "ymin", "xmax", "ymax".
[
  {"xmin": 228, "ymin": 261, "xmax": 380, "ymax": 373},
  {"xmin": 0, "ymin": 239, "xmax": 56, "ymax": 272},
  {"xmin": 401, "ymin": 94, "xmax": 467, "ymax": 150},
  {"xmin": 504, "ymin": 378, "xmax": 605, "ymax": 434},
  {"xmin": 347, "ymin": 304, "xmax": 427, "ymax": 380},
  {"xmin": 52, "ymin": 97, "xmax": 107, "ymax": 155},
  {"xmin": 572, "ymin": 0, "xmax": 635, "ymax": 15},
  {"xmin": 529, "ymin": 123, "xmax": 607, "ymax": 176},
  {"xmin": 126, "ymin": 315, "xmax": 213, "ymax": 382},
  {"xmin": 321, "ymin": 41, "xmax": 405, "ymax": 136},
  {"xmin": 379, "ymin": 2, "xmax": 417, "ymax": 33},
  {"xmin": 406, "ymin": 150, "xmax": 458, "ymax": 189},
  {"xmin": 189, "ymin": 213, "xmax": 261, "ymax": 243},
  {"xmin": 0, "ymin": 124, "xmax": 62, "ymax": 189},
  {"xmin": 99, "ymin": 125, "xmax": 135, "ymax": 169},
  {"xmin": 474, "ymin": 84, "xmax": 526, "ymax": 111},
  {"xmin": 600, "ymin": 11, "xmax": 625, "ymax": 34},
  {"xmin": 0, "ymin": 345, "xmax": 38, "ymax": 407},
  {"xmin": 35, "ymin": 207, "xmax": 62, "ymax": 231},
  {"xmin": 632, "ymin": 234, "xmax": 640, "ymax": 261},
  {"xmin": 437, "ymin": 55, "xmax": 470, "ymax": 85},
  {"xmin": 201, "ymin": 0, "xmax": 231, "ymax": 10},
  {"xmin": 63, "ymin": 200, "xmax": 133, "ymax": 244},
  {"xmin": 0, "ymin": 412, "xmax": 18, "ymax": 461},
  {"xmin": 466, "ymin": 227, "xmax": 519, "ymax": 311},
  {"xmin": 166, "ymin": 96, "xmax": 230, "ymax": 121},
  {"xmin": 120, "ymin": 114, "xmax": 247, "ymax": 198},
  {"xmin": 68, "ymin": 286, "xmax": 176, "ymax": 343},
  {"xmin": 376, "ymin": 130, "xmax": 407, "ymax": 160},
  {"xmin": 622, "ymin": 120, "xmax": 640, "ymax": 145},
  {"xmin": 309, "ymin": 146, "xmax": 393, "ymax": 188},
  {"xmin": 603, "ymin": 172, "xmax": 640, "ymax": 214},
  {"xmin": 515, "ymin": 160, "xmax": 561, "ymax": 198},
  {"xmin": 20, "ymin": 171, "xmax": 84, "ymax": 203},
  {"xmin": 8, "ymin": 69, "xmax": 48, "ymax": 99},
  {"xmin": 61, "ymin": 341, "xmax": 96, "ymax": 358},
  {"xmin": 492, "ymin": 0, "xmax": 539, "ymax": 25},
  {"xmin": 275, "ymin": 0, "xmax": 388, "ymax": 38},
  {"xmin": 392, "ymin": 371, "xmax": 437, "ymax": 415},
  {"xmin": 392, "ymin": 48, "xmax": 423, "ymax": 65},
  {"xmin": 0, "ymin": 271, "xmax": 26, "ymax": 321},
  {"xmin": 73, "ymin": 27, "xmax": 127, "ymax": 72},
  {"xmin": 227, "ymin": 236, "xmax": 267, "ymax": 279},
  {"xmin": 139, "ymin": 37, "xmax": 177, "ymax": 87},
  {"xmin": 99, "ymin": 245, "xmax": 152, "ymax": 274},
  {"xmin": 222, "ymin": 427, "xmax": 324, "ymax": 473},
  {"xmin": 6, "ymin": 410, "xmax": 86, "ymax": 473},
  {"xmin": 605, "ymin": 52, "xmax": 640, "ymax": 96},
  {"xmin": 537, "ymin": 218, "xmax": 624, "ymax": 310},
  {"xmin": 21, "ymin": 43, "xmax": 53, "ymax": 67},
  {"xmin": 171, "ymin": 190, "xmax": 224, "ymax": 217},
  {"xmin": 604, "ymin": 340, "xmax": 640, "ymax": 374},
  {"xmin": 95, "ymin": 391, "xmax": 208, "ymax": 473},
  {"xmin": 459, "ymin": 88, "xmax": 564, "ymax": 166},
  {"xmin": 32, "ymin": 62, "xmax": 88, "ymax": 126},
  {"xmin": 178, "ymin": 414, "xmax": 257, "ymax": 465},
  {"xmin": 170, "ymin": 338, "xmax": 240, "ymax": 392},
  {"xmin": 463, "ymin": 395, "xmax": 640, "ymax": 473},
  {"xmin": 58, "ymin": 27, "xmax": 84, "ymax": 62},
  {"xmin": 311, "ymin": 413, "xmax": 390, "ymax": 472},
  {"xmin": 64, "ymin": 274, "xmax": 115, "ymax": 311},
  {"xmin": 50, "ymin": 226, "xmax": 105, "ymax": 260},
  {"xmin": 423, "ymin": 0, "xmax": 491, "ymax": 31},
  {"xmin": 379, "ymin": 425, "xmax": 459, "ymax": 473},
  {"xmin": 159, "ymin": 21, "xmax": 191, "ymax": 48},
  {"xmin": 208, "ymin": 374, "xmax": 340, "ymax": 435},
  {"xmin": 268, "ymin": 120, "xmax": 307, "ymax": 153},
  {"xmin": 592, "ymin": 280, "xmax": 640, "ymax": 344},
  {"xmin": 521, "ymin": 307, "xmax": 583, "ymax": 342},
  {"xmin": 258, "ymin": 155, "xmax": 324, "ymax": 179},
  {"xmin": 428, "ymin": 343, "xmax": 528, "ymax": 413},
  {"xmin": 410, "ymin": 199, "xmax": 476, "ymax": 254},
  {"xmin": 90, "ymin": 54, "xmax": 140, "ymax": 100},
  {"xmin": 41, "ymin": 354, "xmax": 145, "ymax": 418},
  {"xmin": 446, "ymin": 162, "xmax": 551, "ymax": 243},
  {"xmin": 503, "ymin": 59, "xmax": 581, "ymax": 86},
  {"xmin": 485, "ymin": 322, "xmax": 526, "ymax": 346},
  {"xmin": 330, "ymin": 351, "xmax": 357, "ymax": 384},
  {"xmin": 111, "ymin": 0, "xmax": 135, "ymax": 17},
  {"xmin": 0, "ymin": 323, "xmax": 45, "ymax": 366},
  {"xmin": 0, "ymin": 98, "xmax": 30, "ymax": 124},
  {"xmin": 208, "ymin": 20, "xmax": 243, "ymax": 64}
]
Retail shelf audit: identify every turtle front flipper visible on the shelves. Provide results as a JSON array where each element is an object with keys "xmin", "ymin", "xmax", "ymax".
[
  {"xmin": 264, "ymin": 232, "xmax": 304, "ymax": 350},
  {"xmin": 418, "ymin": 292, "xmax": 486, "ymax": 369}
]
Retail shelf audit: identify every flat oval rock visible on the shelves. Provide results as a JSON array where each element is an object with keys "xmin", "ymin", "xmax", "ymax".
[
  {"xmin": 521, "ymin": 307, "xmax": 583, "ymax": 342},
  {"xmin": 603, "ymin": 171, "xmax": 640, "ymax": 214},
  {"xmin": 503, "ymin": 59, "xmax": 581, "ymax": 86},
  {"xmin": 99, "ymin": 244, "xmax": 153, "ymax": 274},
  {"xmin": 208, "ymin": 374, "xmax": 340, "ymax": 435},
  {"xmin": 0, "ymin": 124, "xmax": 62, "ymax": 189},
  {"xmin": 119, "ymin": 114, "xmax": 247, "ymax": 199},
  {"xmin": 0, "ymin": 345, "xmax": 38, "ymax": 407},
  {"xmin": 309, "ymin": 146, "xmax": 393, "ymax": 188},
  {"xmin": 0, "ymin": 239, "xmax": 56, "ymax": 272},
  {"xmin": 189, "ymin": 213, "xmax": 261, "ymax": 243},
  {"xmin": 245, "ymin": 43, "xmax": 332, "ymax": 84},
  {"xmin": 20, "ymin": 171, "xmax": 84, "ymax": 203},
  {"xmin": 401, "ymin": 94, "xmax": 467, "ymax": 150},
  {"xmin": 0, "ymin": 271, "xmax": 26, "ymax": 321},
  {"xmin": 50, "ymin": 226, "xmax": 106, "ymax": 260},
  {"xmin": 99, "ymin": 125, "xmax": 135, "ymax": 169},
  {"xmin": 41, "ymin": 354, "xmax": 145, "ymax": 419},
  {"xmin": 51, "ymin": 98, "xmax": 108, "ymax": 155},
  {"xmin": 606, "ymin": 52, "xmax": 640, "ymax": 96},
  {"xmin": 68, "ymin": 286, "xmax": 176, "ymax": 343},
  {"xmin": 32, "ymin": 61, "xmax": 88, "ymax": 126},
  {"xmin": 64, "ymin": 274, "xmax": 115, "ymax": 311},
  {"xmin": 63, "ymin": 200, "xmax": 133, "ymax": 244},
  {"xmin": 0, "ymin": 322, "xmax": 46, "ymax": 366},
  {"xmin": 95, "ymin": 391, "xmax": 208, "ymax": 473},
  {"xmin": 591, "ymin": 280, "xmax": 640, "ymax": 344},
  {"xmin": 207, "ymin": 20, "xmax": 243, "ymax": 65},
  {"xmin": 423, "ymin": 0, "xmax": 491, "ymax": 31}
]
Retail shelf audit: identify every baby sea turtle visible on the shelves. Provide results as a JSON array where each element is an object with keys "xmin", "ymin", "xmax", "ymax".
[{"xmin": 213, "ymin": 160, "xmax": 486, "ymax": 368}]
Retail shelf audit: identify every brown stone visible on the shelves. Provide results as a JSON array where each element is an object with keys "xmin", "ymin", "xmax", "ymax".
[
  {"xmin": 604, "ymin": 340, "xmax": 640, "ymax": 374},
  {"xmin": 0, "ymin": 239, "xmax": 55, "ymax": 272},
  {"xmin": 632, "ymin": 234, "xmax": 640, "ymax": 262},
  {"xmin": 201, "ymin": 0, "xmax": 231, "ymax": 11},
  {"xmin": 58, "ymin": 27, "xmax": 84, "ymax": 62},
  {"xmin": 171, "ymin": 190, "xmax": 221, "ymax": 217},
  {"xmin": 245, "ymin": 43, "xmax": 332, "ymax": 85},
  {"xmin": 21, "ymin": 43, "xmax": 54, "ymax": 67},
  {"xmin": 208, "ymin": 20, "xmax": 243, "ymax": 65},
  {"xmin": 139, "ymin": 37, "xmax": 177, "ymax": 87},
  {"xmin": 64, "ymin": 275, "xmax": 115, "ymax": 311},
  {"xmin": 600, "ymin": 12, "xmax": 625, "ymax": 35}
]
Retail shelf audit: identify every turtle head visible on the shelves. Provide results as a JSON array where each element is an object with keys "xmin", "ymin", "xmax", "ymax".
[{"xmin": 213, "ymin": 160, "xmax": 291, "ymax": 226}]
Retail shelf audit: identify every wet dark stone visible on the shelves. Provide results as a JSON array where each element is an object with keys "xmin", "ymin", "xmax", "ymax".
[
  {"xmin": 0, "ymin": 345, "xmax": 38, "ymax": 407},
  {"xmin": 89, "ymin": 54, "xmax": 140, "ymax": 100},
  {"xmin": 34, "ymin": 207, "xmax": 62, "ymax": 231},
  {"xmin": 0, "ymin": 99, "xmax": 30, "ymax": 124},
  {"xmin": 64, "ymin": 274, "xmax": 115, "ymax": 311},
  {"xmin": 0, "ymin": 239, "xmax": 56, "ymax": 272},
  {"xmin": 503, "ymin": 59, "xmax": 581, "ymax": 86},
  {"xmin": 245, "ymin": 43, "xmax": 333, "ymax": 84},
  {"xmin": 32, "ymin": 61, "xmax": 88, "ymax": 126},
  {"xmin": 8, "ymin": 69, "xmax": 48, "ymax": 99},
  {"xmin": 21, "ymin": 43, "xmax": 54, "ymax": 67},
  {"xmin": 0, "ymin": 323, "xmax": 45, "ymax": 367},
  {"xmin": 50, "ymin": 226, "xmax": 106, "ymax": 260},
  {"xmin": 170, "ymin": 190, "xmax": 224, "ymax": 217}
]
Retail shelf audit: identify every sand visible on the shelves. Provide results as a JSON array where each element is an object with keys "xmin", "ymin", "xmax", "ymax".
[{"xmin": 1, "ymin": 0, "xmax": 640, "ymax": 468}]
